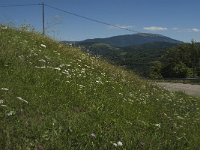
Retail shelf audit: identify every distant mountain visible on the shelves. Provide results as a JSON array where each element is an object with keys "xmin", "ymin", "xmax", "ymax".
[{"xmin": 78, "ymin": 33, "xmax": 182, "ymax": 47}]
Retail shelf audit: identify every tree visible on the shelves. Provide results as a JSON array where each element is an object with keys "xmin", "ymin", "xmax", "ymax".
[
  {"xmin": 191, "ymin": 40, "xmax": 200, "ymax": 77},
  {"xmin": 149, "ymin": 61, "xmax": 162, "ymax": 79},
  {"xmin": 159, "ymin": 41, "xmax": 200, "ymax": 78}
]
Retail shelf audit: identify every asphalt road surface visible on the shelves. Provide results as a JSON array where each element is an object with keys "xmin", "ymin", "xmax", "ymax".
[{"xmin": 157, "ymin": 82, "xmax": 200, "ymax": 97}]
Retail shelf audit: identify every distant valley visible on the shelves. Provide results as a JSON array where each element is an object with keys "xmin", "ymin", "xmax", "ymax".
[{"xmin": 61, "ymin": 33, "xmax": 182, "ymax": 76}]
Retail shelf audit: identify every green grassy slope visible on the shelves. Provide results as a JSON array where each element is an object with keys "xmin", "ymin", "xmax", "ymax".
[{"xmin": 0, "ymin": 27, "xmax": 200, "ymax": 149}]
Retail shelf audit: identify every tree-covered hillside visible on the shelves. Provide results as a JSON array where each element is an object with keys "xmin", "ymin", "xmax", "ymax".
[
  {"xmin": 80, "ymin": 42, "xmax": 179, "ymax": 76},
  {"xmin": 150, "ymin": 41, "xmax": 200, "ymax": 78}
]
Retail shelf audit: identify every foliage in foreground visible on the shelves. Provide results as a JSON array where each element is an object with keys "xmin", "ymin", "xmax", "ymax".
[{"xmin": 0, "ymin": 27, "xmax": 200, "ymax": 149}]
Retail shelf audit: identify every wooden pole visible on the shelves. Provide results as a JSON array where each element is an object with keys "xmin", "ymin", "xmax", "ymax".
[{"xmin": 42, "ymin": 2, "xmax": 45, "ymax": 35}]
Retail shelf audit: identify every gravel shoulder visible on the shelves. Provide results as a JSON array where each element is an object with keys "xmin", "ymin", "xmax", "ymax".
[{"xmin": 156, "ymin": 82, "xmax": 200, "ymax": 97}]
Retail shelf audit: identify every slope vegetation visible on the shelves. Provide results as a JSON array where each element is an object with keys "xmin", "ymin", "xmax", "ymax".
[{"xmin": 0, "ymin": 27, "xmax": 200, "ymax": 149}]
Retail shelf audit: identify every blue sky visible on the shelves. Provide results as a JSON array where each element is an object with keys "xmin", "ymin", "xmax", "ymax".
[{"xmin": 0, "ymin": 0, "xmax": 200, "ymax": 42}]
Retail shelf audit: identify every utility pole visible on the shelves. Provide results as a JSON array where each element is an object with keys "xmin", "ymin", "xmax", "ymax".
[
  {"xmin": 42, "ymin": 2, "xmax": 45, "ymax": 35},
  {"xmin": 191, "ymin": 40, "xmax": 196, "ymax": 78}
]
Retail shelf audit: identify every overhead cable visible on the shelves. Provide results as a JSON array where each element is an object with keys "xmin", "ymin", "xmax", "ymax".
[{"xmin": 45, "ymin": 4, "xmax": 139, "ymax": 33}]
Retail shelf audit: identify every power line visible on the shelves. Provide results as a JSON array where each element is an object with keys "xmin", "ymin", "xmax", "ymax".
[
  {"xmin": 45, "ymin": 4, "xmax": 139, "ymax": 33},
  {"xmin": 42, "ymin": 2, "xmax": 45, "ymax": 35},
  {"xmin": 0, "ymin": 4, "xmax": 40, "ymax": 7},
  {"xmin": 0, "ymin": 3, "xmax": 141, "ymax": 34}
]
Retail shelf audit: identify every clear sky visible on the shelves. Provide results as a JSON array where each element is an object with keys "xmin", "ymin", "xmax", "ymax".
[{"xmin": 0, "ymin": 0, "xmax": 200, "ymax": 42}]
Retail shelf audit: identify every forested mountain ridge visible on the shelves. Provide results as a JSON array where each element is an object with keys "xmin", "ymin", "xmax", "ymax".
[{"xmin": 78, "ymin": 33, "xmax": 182, "ymax": 47}]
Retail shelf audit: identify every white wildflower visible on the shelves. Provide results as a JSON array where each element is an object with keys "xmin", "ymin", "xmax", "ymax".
[
  {"xmin": 40, "ymin": 44, "xmax": 46, "ymax": 48},
  {"xmin": 96, "ymin": 80, "xmax": 100, "ymax": 84},
  {"xmin": 35, "ymin": 66, "xmax": 46, "ymax": 69},
  {"xmin": 62, "ymin": 70, "xmax": 69, "ymax": 75},
  {"xmin": 1, "ymin": 88, "xmax": 9, "ymax": 91},
  {"xmin": 90, "ymin": 133, "xmax": 96, "ymax": 138},
  {"xmin": 59, "ymin": 64, "xmax": 65, "ymax": 67},
  {"xmin": 45, "ymin": 56, "xmax": 51, "ymax": 60},
  {"xmin": 101, "ymin": 72, "xmax": 106, "ymax": 76},
  {"xmin": 17, "ymin": 97, "xmax": 28, "ymax": 104},
  {"xmin": 154, "ymin": 123, "xmax": 161, "ymax": 128},
  {"xmin": 54, "ymin": 67, "xmax": 61, "ymax": 71},
  {"xmin": 81, "ymin": 68, "xmax": 86, "ymax": 73},
  {"xmin": 1, "ymin": 26, "xmax": 7, "ymax": 30},
  {"xmin": 117, "ymin": 141, "xmax": 123, "ymax": 147},
  {"xmin": 79, "ymin": 85, "xmax": 85, "ymax": 88},
  {"xmin": 112, "ymin": 141, "xmax": 123, "ymax": 147},
  {"xmin": 1, "ymin": 105, "xmax": 7, "ymax": 107},
  {"xmin": 33, "ymin": 52, "xmax": 38, "ymax": 56},
  {"xmin": 18, "ymin": 55, "xmax": 24, "ymax": 60},
  {"xmin": 7, "ymin": 111, "xmax": 15, "ymax": 116},
  {"xmin": 39, "ymin": 59, "xmax": 46, "ymax": 63},
  {"xmin": 177, "ymin": 116, "xmax": 184, "ymax": 120},
  {"xmin": 113, "ymin": 143, "xmax": 118, "ymax": 147},
  {"xmin": 0, "ymin": 100, "xmax": 3, "ymax": 104}
]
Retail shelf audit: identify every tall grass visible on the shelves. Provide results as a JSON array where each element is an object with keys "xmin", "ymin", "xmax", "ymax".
[{"xmin": 0, "ymin": 27, "xmax": 200, "ymax": 149}]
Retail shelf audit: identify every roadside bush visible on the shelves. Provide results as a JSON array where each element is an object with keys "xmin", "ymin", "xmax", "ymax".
[
  {"xmin": 149, "ymin": 61, "xmax": 163, "ymax": 79},
  {"xmin": 161, "ymin": 62, "xmax": 192, "ymax": 78}
]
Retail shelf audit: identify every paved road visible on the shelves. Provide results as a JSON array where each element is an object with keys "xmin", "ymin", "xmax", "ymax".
[{"xmin": 157, "ymin": 82, "xmax": 200, "ymax": 97}]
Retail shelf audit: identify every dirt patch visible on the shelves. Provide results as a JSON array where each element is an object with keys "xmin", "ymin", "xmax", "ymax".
[{"xmin": 156, "ymin": 82, "xmax": 200, "ymax": 97}]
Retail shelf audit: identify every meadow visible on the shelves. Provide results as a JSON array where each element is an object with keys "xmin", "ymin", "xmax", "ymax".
[{"xmin": 0, "ymin": 26, "xmax": 200, "ymax": 149}]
